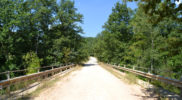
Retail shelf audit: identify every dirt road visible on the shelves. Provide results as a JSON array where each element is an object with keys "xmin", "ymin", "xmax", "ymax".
[{"xmin": 34, "ymin": 57, "xmax": 153, "ymax": 100}]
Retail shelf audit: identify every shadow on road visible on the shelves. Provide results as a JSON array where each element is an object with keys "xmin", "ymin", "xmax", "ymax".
[
  {"xmin": 83, "ymin": 64, "xmax": 96, "ymax": 67},
  {"xmin": 18, "ymin": 96, "xmax": 32, "ymax": 100},
  {"xmin": 139, "ymin": 87, "xmax": 182, "ymax": 100}
]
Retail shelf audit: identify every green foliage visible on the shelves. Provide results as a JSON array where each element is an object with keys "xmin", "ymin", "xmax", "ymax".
[
  {"xmin": 128, "ymin": 0, "xmax": 182, "ymax": 23},
  {"xmin": 83, "ymin": 37, "xmax": 96, "ymax": 56},
  {"xmin": 94, "ymin": 1, "xmax": 182, "ymax": 94},
  {"xmin": 94, "ymin": 2, "xmax": 133, "ymax": 64},
  {"xmin": 0, "ymin": 0, "xmax": 89, "ymax": 79},
  {"xmin": 23, "ymin": 52, "xmax": 42, "ymax": 74}
]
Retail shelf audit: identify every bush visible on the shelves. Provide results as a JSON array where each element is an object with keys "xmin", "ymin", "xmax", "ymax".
[{"xmin": 23, "ymin": 52, "xmax": 42, "ymax": 74}]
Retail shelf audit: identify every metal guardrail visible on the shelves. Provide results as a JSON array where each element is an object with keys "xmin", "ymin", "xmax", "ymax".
[
  {"xmin": 112, "ymin": 65, "xmax": 182, "ymax": 88},
  {"xmin": 109, "ymin": 63, "xmax": 182, "ymax": 76},
  {"xmin": 107, "ymin": 64, "xmax": 182, "ymax": 88},
  {"xmin": 109, "ymin": 64, "xmax": 182, "ymax": 88},
  {"xmin": 0, "ymin": 64, "xmax": 75, "ymax": 89},
  {"xmin": 107, "ymin": 64, "xmax": 182, "ymax": 97}
]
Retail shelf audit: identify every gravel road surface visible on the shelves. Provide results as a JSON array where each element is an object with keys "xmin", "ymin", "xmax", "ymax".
[{"xmin": 34, "ymin": 57, "xmax": 153, "ymax": 100}]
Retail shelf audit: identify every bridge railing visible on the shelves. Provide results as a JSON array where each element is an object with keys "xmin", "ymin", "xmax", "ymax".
[
  {"xmin": 0, "ymin": 63, "xmax": 73, "ymax": 80},
  {"xmin": 0, "ymin": 64, "xmax": 75, "ymax": 99},
  {"xmin": 106, "ymin": 63, "xmax": 182, "ymax": 97}
]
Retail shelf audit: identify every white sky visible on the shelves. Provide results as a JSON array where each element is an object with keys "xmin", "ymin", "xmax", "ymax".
[{"xmin": 175, "ymin": 0, "xmax": 182, "ymax": 5}]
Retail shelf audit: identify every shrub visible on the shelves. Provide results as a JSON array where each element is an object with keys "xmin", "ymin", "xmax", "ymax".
[{"xmin": 23, "ymin": 52, "xmax": 42, "ymax": 74}]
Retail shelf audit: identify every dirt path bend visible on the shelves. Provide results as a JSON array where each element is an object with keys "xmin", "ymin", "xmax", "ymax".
[{"xmin": 34, "ymin": 57, "xmax": 153, "ymax": 100}]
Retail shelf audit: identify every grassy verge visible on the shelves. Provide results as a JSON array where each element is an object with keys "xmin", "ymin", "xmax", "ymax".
[
  {"xmin": 99, "ymin": 62, "xmax": 137, "ymax": 85},
  {"xmin": 99, "ymin": 63, "xmax": 181, "ymax": 100},
  {"xmin": 18, "ymin": 65, "xmax": 82, "ymax": 100}
]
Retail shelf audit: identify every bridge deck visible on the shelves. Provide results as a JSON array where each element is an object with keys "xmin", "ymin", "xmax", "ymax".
[{"xmin": 34, "ymin": 57, "xmax": 151, "ymax": 100}]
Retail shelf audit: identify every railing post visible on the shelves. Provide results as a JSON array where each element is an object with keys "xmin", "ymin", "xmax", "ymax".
[
  {"xmin": 52, "ymin": 66, "xmax": 54, "ymax": 76},
  {"xmin": 133, "ymin": 66, "xmax": 135, "ymax": 70},
  {"xmin": 148, "ymin": 68, "xmax": 151, "ymax": 74},
  {"xmin": 66, "ymin": 65, "xmax": 68, "ymax": 70},
  {"xmin": 38, "ymin": 68, "xmax": 40, "ymax": 73},
  {"xmin": 6, "ymin": 71, "xmax": 10, "ymax": 80},
  {"xmin": 180, "ymin": 76, "xmax": 182, "ymax": 98},
  {"xmin": 124, "ymin": 65, "xmax": 126, "ymax": 68},
  {"xmin": 6, "ymin": 71, "xmax": 10, "ymax": 97}
]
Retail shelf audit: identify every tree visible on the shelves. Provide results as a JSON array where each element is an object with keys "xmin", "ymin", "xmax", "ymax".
[
  {"xmin": 23, "ymin": 52, "xmax": 42, "ymax": 74},
  {"xmin": 128, "ymin": 0, "xmax": 182, "ymax": 23},
  {"xmin": 0, "ymin": 0, "xmax": 89, "ymax": 78},
  {"xmin": 95, "ymin": 2, "xmax": 133, "ymax": 64},
  {"xmin": 94, "ymin": 1, "xmax": 182, "ymax": 94}
]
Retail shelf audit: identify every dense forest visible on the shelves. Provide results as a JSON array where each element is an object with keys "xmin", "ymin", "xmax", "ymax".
[
  {"xmin": 93, "ymin": 1, "xmax": 182, "ymax": 93},
  {"xmin": 0, "ymin": 0, "xmax": 182, "ymax": 94},
  {"xmin": 0, "ymin": 0, "xmax": 89, "ymax": 75}
]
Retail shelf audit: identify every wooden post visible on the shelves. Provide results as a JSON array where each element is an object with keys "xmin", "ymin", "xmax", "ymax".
[
  {"xmin": 6, "ymin": 71, "xmax": 10, "ymax": 97},
  {"xmin": 38, "ymin": 68, "xmax": 40, "ymax": 73},
  {"xmin": 180, "ymin": 76, "xmax": 182, "ymax": 98},
  {"xmin": 52, "ymin": 66, "xmax": 54, "ymax": 75},
  {"xmin": 133, "ymin": 66, "xmax": 135, "ymax": 70},
  {"xmin": 148, "ymin": 68, "xmax": 151, "ymax": 74},
  {"xmin": 6, "ymin": 71, "xmax": 10, "ymax": 80}
]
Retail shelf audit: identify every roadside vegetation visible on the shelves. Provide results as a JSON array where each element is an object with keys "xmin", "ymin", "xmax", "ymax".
[
  {"xmin": 18, "ymin": 65, "xmax": 82, "ymax": 100},
  {"xmin": 0, "ymin": 0, "xmax": 89, "ymax": 79},
  {"xmin": 99, "ymin": 63, "xmax": 137, "ymax": 85},
  {"xmin": 0, "ymin": 0, "xmax": 182, "ymax": 96},
  {"xmin": 93, "ymin": 1, "xmax": 182, "ymax": 94}
]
